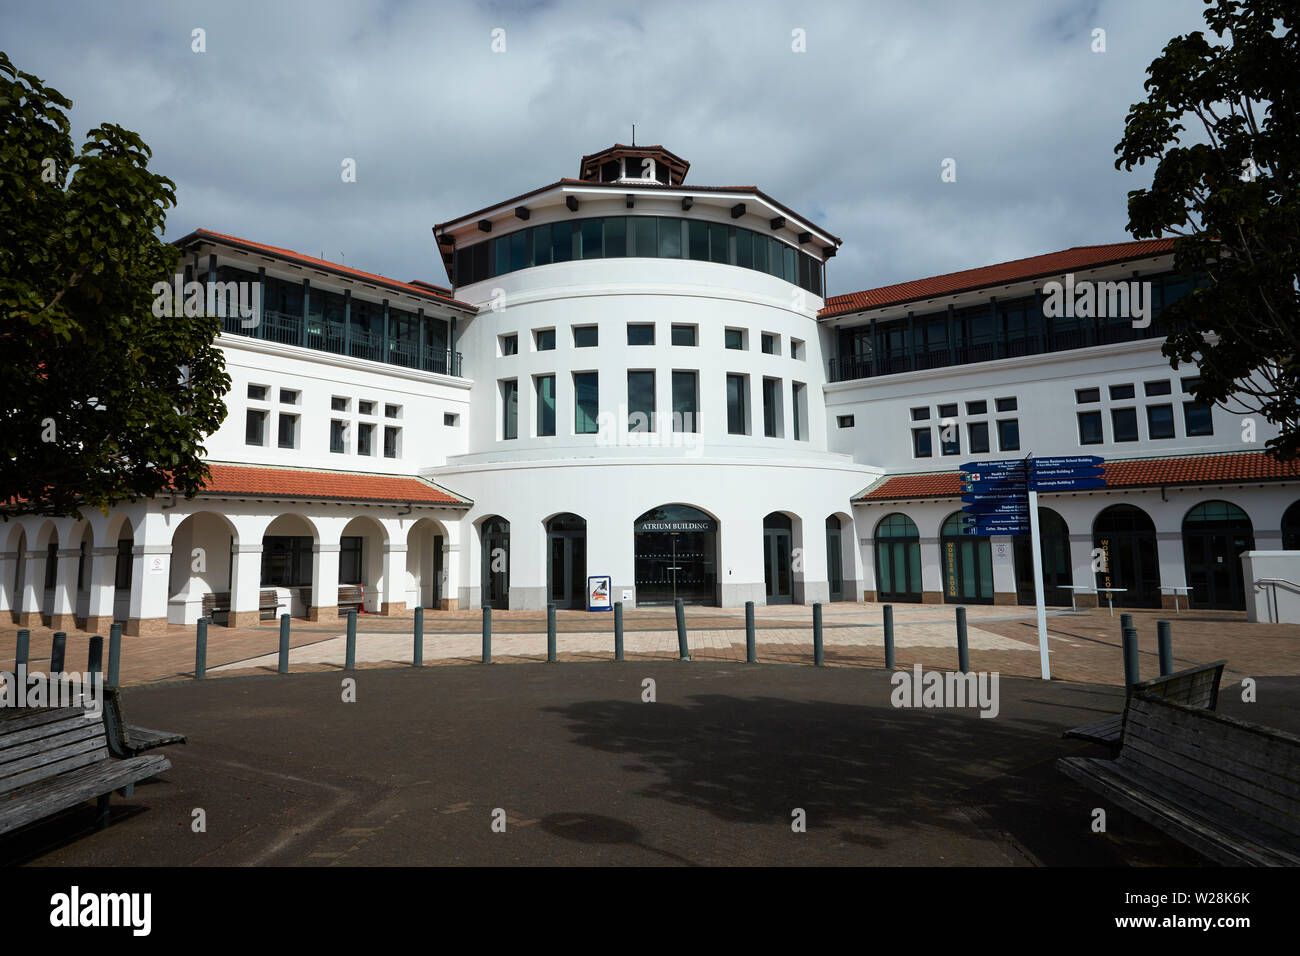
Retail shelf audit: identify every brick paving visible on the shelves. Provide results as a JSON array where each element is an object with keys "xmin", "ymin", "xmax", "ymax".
[{"xmin": 2, "ymin": 601, "xmax": 1296, "ymax": 688}]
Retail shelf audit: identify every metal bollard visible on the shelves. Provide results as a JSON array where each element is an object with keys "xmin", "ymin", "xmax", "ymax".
[
  {"xmin": 87, "ymin": 635, "xmax": 103, "ymax": 681},
  {"xmin": 345, "ymin": 609, "xmax": 357, "ymax": 671},
  {"xmin": 1120, "ymin": 612, "xmax": 1133, "ymax": 636},
  {"xmin": 614, "ymin": 601, "xmax": 624, "ymax": 661},
  {"xmin": 1157, "ymin": 620, "xmax": 1172, "ymax": 676},
  {"xmin": 108, "ymin": 622, "xmax": 122, "ymax": 687},
  {"xmin": 675, "ymin": 599, "xmax": 690, "ymax": 661},
  {"xmin": 15, "ymin": 628, "xmax": 29, "ymax": 671},
  {"xmin": 813, "ymin": 603, "xmax": 824, "ymax": 666},
  {"xmin": 883, "ymin": 605, "xmax": 895, "ymax": 669},
  {"xmin": 1122, "ymin": 624, "xmax": 1140, "ymax": 687},
  {"xmin": 195, "ymin": 617, "xmax": 208, "ymax": 679},
  {"xmin": 956, "ymin": 606, "xmax": 970, "ymax": 674},
  {"xmin": 279, "ymin": 613, "xmax": 291, "ymax": 674},
  {"xmin": 745, "ymin": 601, "xmax": 756, "ymax": 663},
  {"xmin": 413, "ymin": 606, "xmax": 424, "ymax": 668},
  {"xmin": 482, "ymin": 606, "xmax": 492, "ymax": 663},
  {"xmin": 547, "ymin": 603, "xmax": 557, "ymax": 663},
  {"xmin": 50, "ymin": 632, "xmax": 67, "ymax": 675}
]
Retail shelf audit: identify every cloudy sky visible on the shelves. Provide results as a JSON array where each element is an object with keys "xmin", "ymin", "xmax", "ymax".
[{"xmin": 3, "ymin": 0, "xmax": 1206, "ymax": 297}]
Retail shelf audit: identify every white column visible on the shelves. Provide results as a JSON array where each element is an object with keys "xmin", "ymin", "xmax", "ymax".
[
  {"xmin": 86, "ymin": 546, "xmax": 118, "ymax": 631},
  {"xmin": 1068, "ymin": 532, "xmax": 1098, "ymax": 608},
  {"xmin": 50, "ymin": 548, "xmax": 78, "ymax": 629},
  {"xmin": 380, "ymin": 544, "xmax": 408, "ymax": 614},
  {"xmin": 19, "ymin": 550, "xmax": 43, "ymax": 626},
  {"xmin": 310, "ymin": 543, "xmax": 340, "ymax": 620},
  {"xmin": 442, "ymin": 542, "xmax": 461, "ymax": 610},
  {"xmin": 0, "ymin": 549, "xmax": 15, "ymax": 617},
  {"xmin": 229, "ymin": 543, "xmax": 264, "ymax": 627},
  {"xmin": 126, "ymin": 513, "xmax": 173, "ymax": 636}
]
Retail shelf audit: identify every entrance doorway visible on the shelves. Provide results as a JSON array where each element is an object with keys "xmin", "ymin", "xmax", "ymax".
[
  {"xmin": 1014, "ymin": 508, "xmax": 1074, "ymax": 606},
  {"xmin": 874, "ymin": 513, "xmax": 922, "ymax": 603},
  {"xmin": 1093, "ymin": 504, "xmax": 1160, "ymax": 608},
  {"xmin": 764, "ymin": 512, "xmax": 794, "ymax": 605},
  {"xmin": 940, "ymin": 512, "xmax": 994, "ymax": 604},
  {"xmin": 633, "ymin": 504, "xmax": 718, "ymax": 605},
  {"xmin": 1182, "ymin": 501, "xmax": 1254, "ymax": 610},
  {"xmin": 546, "ymin": 513, "xmax": 587, "ymax": 609},
  {"xmin": 826, "ymin": 515, "xmax": 844, "ymax": 602},
  {"xmin": 480, "ymin": 516, "xmax": 510, "ymax": 609}
]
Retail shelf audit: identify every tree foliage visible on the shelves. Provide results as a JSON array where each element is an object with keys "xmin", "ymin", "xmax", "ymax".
[
  {"xmin": 1116, "ymin": 0, "xmax": 1299, "ymax": 460},
  {"xmin": 0, "ymin": 50, "xmax": 229, "ymax": 517}
]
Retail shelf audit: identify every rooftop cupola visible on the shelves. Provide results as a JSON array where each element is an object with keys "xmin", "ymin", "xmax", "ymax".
[{"xmin": 578, "ymin": 144, "xmax": 690, "ymax": 186}]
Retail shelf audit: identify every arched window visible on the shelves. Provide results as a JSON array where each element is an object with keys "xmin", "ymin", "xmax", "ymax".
[
  {"xmin": 1283, "ymin": 501, "xmax": 1300, "ymax": 551},
  {"xmin": 874, "ymin": 513, "xmax": 921, "ymax": 603},
  {"xmin": 1183, "ymin": 501, "xmax": 1254, "ymax": 610},
  {"xmin": 1014, "ymin": 508, "xmax": 1073, "ymax": 606},
  {"xmin": 940, "ymin": 512, "xmax": 994, "ymax": 604},
  {"xmin": 1093, "ymin": 505, "xmax": 1159, "ymax": 608}
]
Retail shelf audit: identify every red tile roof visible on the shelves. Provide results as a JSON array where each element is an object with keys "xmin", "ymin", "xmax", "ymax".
[
  {"xmin": 821, "ymin": 239, "xmax": 1177, "ymax": 318},
  {"xmin": 177, "ymin": 229, "xmax": 476, "ymax": 310},
  {"xmin": 855, "ymin": 452, "xmax": 1299, "ymax": 501},
  {"xmin": 200, "ymin": 464, "xmax": 470, "ymax": 506}
]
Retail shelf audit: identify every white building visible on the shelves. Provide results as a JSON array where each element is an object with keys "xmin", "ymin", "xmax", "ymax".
[{"xmin": 2, "ymin": 144, "xmax": 1297, "ymax": 635}]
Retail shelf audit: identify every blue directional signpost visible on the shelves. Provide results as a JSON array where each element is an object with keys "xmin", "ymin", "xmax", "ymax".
[{"xmin": 959, "ymin": 454, "xmax": 1106, "ymax": 680}]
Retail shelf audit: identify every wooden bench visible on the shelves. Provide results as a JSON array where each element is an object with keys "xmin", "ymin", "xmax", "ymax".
[
  {"xmin": 1063, "ymin": 659, "xmax": 1226, "ymax": 749},
  {"xmin": 200, "ymin": 589, "xmax": 283, "ymax": 625},
  {"xmin": 102, "ymin": 686, "xmax": 187, "ymax": 759},
  {"xmin": 1058, "ymin": 693, "xmax": 1300, "ymax": 866},
  {"xmin": 337, "ymin": 585, "xmax": 365, "ymax": 615},
  {"xmin": 1, "ymin": 706, "xmax": 171, "ymax": 837}
]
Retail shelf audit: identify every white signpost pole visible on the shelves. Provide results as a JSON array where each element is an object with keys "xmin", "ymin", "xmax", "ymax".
[{"xmin": 1028, "ymin": 483, "xmax": 1051, "ymax": 680}]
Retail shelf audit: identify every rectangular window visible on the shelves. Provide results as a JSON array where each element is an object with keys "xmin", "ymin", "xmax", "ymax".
[
  {"xmin": 339, "ymin": 537, "xmax": 363, "ymax": 584},
  {"xmin": 574, "ymin": 372, "xmax": 599, "ymax": 434},
  {"xmin": 724, "ymin": 328, "xmax": 745, "ymax": 350},
  {"xmin": 114, "ymin": 540, "xmax": 132, "ymax": 591},
  {"xmin": 551, "ymin": 221, "xmax": 574, "ymax": 263},
  {"xmin": 792, "ymin": 382, "xmax": 807, "ymax": 441},
  {"xmin": 330, "ymin": 419, "xmax": 347, "ymax": 454},
  {"xmin": 331, "ymin": 396, "xmax": 348, "ymax": 412},
  {"xmin": 279, "ymin": 389, "xmax": 299, "ymax": 405},
  {"xmin": 1181, "ymin": 376, "xmax": 1201, "ymax": 393},
  {"xmin": 752, "ymin": 233, "xmax": 768, "ymax": 272},
  {"xmin": 708, "ymin": 223, "xmax": 728, "ymax": 263},
  {"xmin": 573, "ymin": 325, "xmax": 598, "ymax": 348},
  {"xmin": 762, "ymin": 377, "xmax": 782, "ymax": 438},
  {"xmin": 837, "ymin": 415, "xmax": 855, "ymax": 428},
  {"xmin": 910, "ymin": 406, "xmax": 930, "ymax": 421},
  {"xmin": 1109, "ymin": 383, "xmax": 1136, "ymax": 401},
  {"xmin": 736, "ymin": 229, "xmax": 753, "ymax": 269},
  {"xmin": 688, "ymin": 221, "xmax": 708, "ymax": 261},
  {"xmin": 997, "ymin": 419, "xmax": 1020, "ymax": 451},
  {"xmin": 245, "ymin": 409, "xmax": 266, "ymax": 446},
  {"xmin": 534, "ymin": 328, "xmax": 556, "ymax": 351},
  {"xmin": 913, "ymin": 428, "xmax": 933, "ymax": 458},
  {"xmin": 968, "ymin": 421, "xmax": 990, "ymax": 453},
  {"xmin": 940, "ymin": 424, "xmax": 960, "ymax": 456},
  {"xmin": 444, "ymin": 413, "xmax": 459, "ymax": 427},
  {"xmin": 501, "ymin": 380, "xmax": 518, "ymax": 440},
  {"xmin": 672, "ymin": 370, "xmax": 698, "ymax": 433},
  {"xmin": 791, "ymin": 338, "xmax": 805, "ymax": 360},
  {"xmin": 1184, "ymin": 401, "xmax": 1214, "ymax": 436},
  {"xmin": 358, "ymin": 400, "xmax": 375, "ymax": 416},
  {"xmin": 605, "ymin": 217, "xmax": 627, "ymax": 257},
  {"xmin": 357, "ymin": 421, "xmax": 374, "ymax": 456},
  {"xmin": 966, "ymin": 400, "xmax": 987, "ymax": 415},
  {"xmin": 277, "ymin": 414, "xmax": 297, "ymax": 449},
  {"xmin": 383, "ymin": 426, "xmax": 399, "ymax": 459},
  {"xmin": 384, "ymin": 403, "xmax": 401, "ymax": 419},
  {"xmin": 761, "ymin": 333, "xmax": 778, "ymax": 355},
  {"xmin": 937, "ymin": 403, "xmax": 958, "ymax": 419},
  {"xmin": 247, "ymin": 384, "xmax": 268, "ymax": 401},
  {"xmin": 726, "ymin": 374, "xmax": 748, "ymax": 435},
  {"xmin": 630, "ymin": 217, "xmax": 657, "ymax": 257},
  {"xmin": 581, "ymin": 218, "xmax": 604, "ymax": 259},
  {"xmin": 627, "ymin": 323, "xmax": 655, "ymax": 346},
  {"xmin": 500, "ymin": 334, "xmax": 518, "ymax": 357},
  {"xmin": 659, "ymin": 219, "xmax": 683, "ymax": 258},
  {"xmin": 1147, "ymin": 404, "xmax": 1175, "ymax": 439},
  {"xmin": 1144, "ymin": 380, "xmax": 1172, "ymax": 396},
  {"xmin": 1078, "ymin": 410, "xmax": 1104, "ymax": 445},
  {"xmin": 532, "ymin": 224, "xmax": 553, "ymax": 266},
  {"xmin": 1112, "ymin": 407, "xmax": 1139, "ymax": 442},
  {"xmin": 1076, "ymin": 388, "xmax": 1100, "ymax": 404},
  {"xmin": 627, "ymin": 370, "xmax": 655, "ymax": 431},
  {"xmin": 536, "ymin": 374, "xmax": 556, "ymax": 437},
  {"xmin": 671, "ymin": 324, "xmax": 697, "ymax": 346},
  {"xmin": 995, "ymin": 396, "xmax": 1017, "ymax": 412}
]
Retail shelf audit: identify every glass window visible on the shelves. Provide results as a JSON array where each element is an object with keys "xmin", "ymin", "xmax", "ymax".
[
  {"xmin": 768, "ymin": 238, "xmax": 784, "ymax": 278},
  {"xmin": 837, "ymin": 415, "xmax": 855, "ymax": 428},
  {"xmin": 627, "ymin": 370, "xmax": 655, "ymax": 431},
  {"xmin": 358, "ymin": 400, "xmax": 375, "ymax": 416},
  {"xmin": 995, "ymin": 397, "xmax": 1017, "ymax": 412},
  {"xmin": 552, "ymin": 221, "xmax": 574, "ymax": 263},
  {"xmin": 1184, "ymin": 402, "xmax": 1214, "ymax": 436},
  {"xmin": 762, "ymin": 378, "xmax": 781, "ymax": 438},
  {"xmin": 1112, "ymin": 407, "xmax": 1139, "ymax": 442},
  {"xmin": 966, "ymin": 400, "xmax": 987, "ymax": 415},
  {"xmin": 1181, "ymin": 376, "xmax": 1201, "ymax": 393},
  {"xmin": 1109, "ymin": 383, "xmax": 1136, "ymax": 400},
  {"xmin": 574, "ymin": 372, "xmax": 599, "ymax": 434},
  {"xmin": 1076, "ymin": 388, "xmax": 1100, "ymax": 404},
  {"xmin": 672, "ymin": 371, "xmax": 698, "ymax": 433},
  {"xmin": 279, "ymin": 389, "xmax": 298, "ymax": 405},
  {"xmin": 536, "ymin": 375, "xmax": 556, "ymax": 437},
  {"xmin": 248, "ymin": 384, "xmax": 268, "ymax": 401},
  {"xmin": 1147, "ymin": 404, "xmax": 1175, "ymax": 439},
  {"xmin": 688, "ymin": 221, "xmax": 708, "ymax": 261},
  {"xmin": 581, "ymin": 219, "xmax": 603, "ymax": 259},
  {"xmin": 628, "ymin": 217, "xmax": 655, "ymax": 257},
  {"xmin": 910, "ymin": 407, "xmax": 930, "ymax": 421},
  {"xmin": 671, "ymin": 324, "xmax": 697, "ymax": 346},
  {"xmin": 384, "ymin": 404, "xmax": 401, "ymax": 419},
  {"xmin": 1144, "ymin": 379, "xmax": 1171, "ymax": 396},
  {"xmin": 509, "ymin": 230, "xmax": 528, "ymax": 271},
  {"xmin": 940, "ymin": 424, "xmax": 960, "ymax": 456},
  {"xmin": 500, "ymin": 334, "xmax": 517, "ymax": 356},
  {"xmin": 709, "ymin": 223, "xmax": 728, "ymax": 263},
  {"xmin": 792, "ymin": 382, "xmax": 807, "ymax": 441},
  {"xmin": 736, "ymin": 230, "xmax": 753, "ymax": 269},
  {"xmin": 604, "ymin": 217, "xmax": 627, "ymax": 257},
  {"xmin": 330, "ymin": 419, "xmax": 346, "ymax": 453},
  {"xmin": 501, "ymin": 380, "xmax": 518, "ymax": 440},
  {"xmin": 761, "ymin": 333, "xmax": 778, "ymax": 355},
  {"xmin": 535, "ymin": 328, "xmax": 556, "ymax": 351},
  {"xmin": 724, "ymin": 328, "xmax": 745, "ymax": 350},
  {"xmin": 752, "ymin": 233, "xmax": 768, "ymax": 273},
  {"xmin": 444, "ymin": 413, "xmax": 459, "ymax": 427},
  {"xmin": 968, "ymin": 421, "xmax": 990, "ymax": 453},
  {"xmin": 245, "ymin": 409, "xmax": 266, "ymax": 446},
  {"xmin": 913, "ymin": 428, "xmax": 932, "ymax": 458},
  {"xmin": 937, "ymin": 403, "xmax": 958, "ymax": 419},
  {"xmin": 726, "ymin": 374, "xmax": 748, "ymax": 435},
  {"xmin": 383, "ymin": 426, "xmax": 399, "ymax": 458},
  {"xmin": 627, "ymin": 323, "xmax": 655, "ymax": 346},
  {"xmin": 357, "ymin": 421, "xmax": 374, "ymax": 456},
  {"xmin": 997, "ymin": 419, "xmax": 1020, "ymax": 451},
  {"xmin": 277, "ymin": 414, "xmax": 297, "ymax": 449},
  {"xmin": 532, "ymin": 224, "xmax": 553, "ymax": 266},
  {"xmin": 1078, "ymin": 410, "xmax": 1103, "ymax": 445},
  {"xmin": 573, "ymin": 325, "xmax": 598, "ymax": 348},
  {"xmin": 491, "ymin": 236, "xmax": 509, "ymax": 277},
  {"xmin": 658, "ymin": 219, "xmax": 682, "ymax": 258}
]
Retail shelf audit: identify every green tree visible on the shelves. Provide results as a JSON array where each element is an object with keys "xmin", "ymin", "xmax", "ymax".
[
  {"xmin": 1115, "ymin": 0, "xmax": 1299, "ymax": 460},
  {"xmin": 1, "ymin": 50, "xmax": 229, "ymax": 517}
]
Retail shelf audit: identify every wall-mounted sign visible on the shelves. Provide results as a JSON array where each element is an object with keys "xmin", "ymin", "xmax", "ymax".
[
  {"xmin": 587, "ymin": 575, "xmax": 612, "ymax": 611},
  {"xmin": 634, "ymin": 520, "xmax": 717, "ymax": 533}
]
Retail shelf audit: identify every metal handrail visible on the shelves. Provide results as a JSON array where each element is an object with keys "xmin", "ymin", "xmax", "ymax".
[{"xmin": 1253, "ymin": 577, "xmax": 1300, "ymax": 624}]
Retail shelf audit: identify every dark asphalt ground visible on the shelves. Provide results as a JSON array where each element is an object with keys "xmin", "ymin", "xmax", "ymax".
[{"xmin": 5, "ymin": 664, "xmax": 1299, "ymax": 866}]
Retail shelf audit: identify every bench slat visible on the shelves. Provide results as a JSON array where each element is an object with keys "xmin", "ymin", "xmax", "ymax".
[
  {"xmin": 1063, "ymin": 660, "xmax": 1224, "ymax": 743},
  {"xmin": 0, "ymin": 707, "xmax": 86, "ymax": 735},
  {"xmin": 0, "ymin": 745, "xmax": 111, "ymax": 795},
  {"xmin": 0, "ymin": 721, "xmax": 104, "ymax": 771},
  {"xmin": 0, "ymin": 729, "xmax": 108, "ymax": 785},
  {"xmin": 1123, "ymin": 704, "xmax": 1300, "ymax": 786},
  {"xmin": 0, "ymin": 711, "xmax": 97, "ymax": 754},
  {"xmin": 0, "ymin": 754, "xmax": 170, "ymax": 836},
  {"xmin": 1063, "ymin": 714, "xmax": 1123, "ymax": 745}
]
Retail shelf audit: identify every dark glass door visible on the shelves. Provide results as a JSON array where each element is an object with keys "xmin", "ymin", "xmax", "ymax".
[
  {"xmin": 826, "ymin": 520, "xmax": 844, "ymax": 602},
  {"xmin": 764, "ymin": 514, "xmax": 793, "ymax": 605},
  {"xmin": 547, "ymin": 525, "xmax": 587, "ymax": 609},
  {"xmin": 481, "ymin": 518, "xmax": 510, "ymax": 610}
]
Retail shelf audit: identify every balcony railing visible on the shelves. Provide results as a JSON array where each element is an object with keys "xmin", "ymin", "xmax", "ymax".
[{"xmin": 221, "ymin": 308, "xmax": 464, "ymax": 378}]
